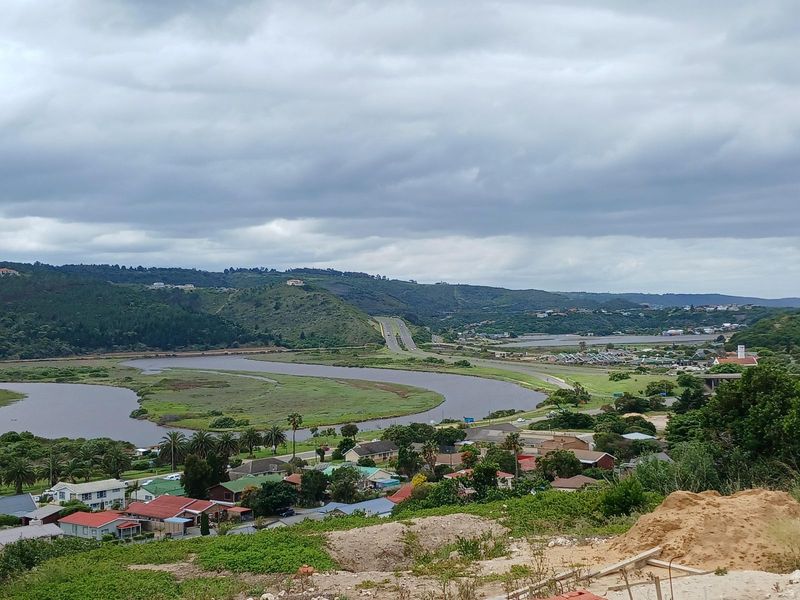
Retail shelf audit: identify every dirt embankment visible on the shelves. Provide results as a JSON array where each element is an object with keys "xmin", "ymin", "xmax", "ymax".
[
  {"xmin": 325, "ymin": 514, "xmax": 508, "ymax": 572},
  {"xmin": 610, "ymin": 488, "xmax": 800, "ymax": 571}
]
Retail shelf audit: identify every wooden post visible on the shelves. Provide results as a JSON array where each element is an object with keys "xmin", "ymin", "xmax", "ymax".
[{"xmin": 654, "ymin": 576, "xmax": 664, "ymax": 600}]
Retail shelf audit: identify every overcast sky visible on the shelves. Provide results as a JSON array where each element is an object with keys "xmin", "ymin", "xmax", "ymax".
[{"xmin": 2, "ymin": 1, "xmax": 799, "ymax": 296}]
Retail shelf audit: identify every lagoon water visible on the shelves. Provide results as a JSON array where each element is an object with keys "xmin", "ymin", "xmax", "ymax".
[{"xmin": 0, "ymin": 356, "xmax": 545, "ymax": 445}]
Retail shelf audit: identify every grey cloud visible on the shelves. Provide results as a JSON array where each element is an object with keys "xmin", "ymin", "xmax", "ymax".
[{"xmin": 0, "ymin": 1, "xmax": 799, "ymax": 293}]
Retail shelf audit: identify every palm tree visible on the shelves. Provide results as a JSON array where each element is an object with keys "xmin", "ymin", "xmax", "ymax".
[
  {"xmin": 3, "ymin": 457, "xmax": 37, "ymax": 495},
  {"xmin": 239, "ymin": 427, "xmax": 263, "ymax": 458},
  {"xmin": 189, "ymin": 430, "xmax": 216, "ymax": 459},
  {"xmin": 159, "ymin": 431, "xmax": 188, "ymax": 471},
  {"xmin": 41, "ymin": 452, "xmax": 65, "ymax": 487},
  {"xmin": 102, "ymin": 446, "xmax": 132, "ymax": 479},
  {"xmin": 63, "ymin": 458, "xmax": 87, "ymax": 484},
  {"xmin": 216, "ymin": 432, "xmax": 239, "ymax": 459},
  {"xmin": 287, "ymin": 413, "xmax": 303, "ymax": 459},
  {"xmin": 263, "ymin": 425, "xmax": 287, "ymax": 456},
  {"xmin": 503, "ymin": 432, "xmax": 523, "ymax": 480},
  {"xmin": 125, "ymin": 480, "xmax": 141, "ymax": 506}
]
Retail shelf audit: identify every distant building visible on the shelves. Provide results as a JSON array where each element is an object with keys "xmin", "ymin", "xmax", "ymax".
[
  {"xmin": 0, "ymin": 268, "xmax": 20, "ymax": 277},
  {"xmin": 208, "ymin": 474, "xmax": 284, "ymax": 503},
  {"xmin": 286, "ymin": 279, "xmax": 305, "ymax": 286},
  {"xmin": 713, "ymin": 344, "xmax": 758, "ymax": 367},
  {"xmin": 228, "ymin": 457, "xmax": 289, "ymax": 480},
  {"xmin": 129, "ymin": 478, "xmax": 185, "ymax": 502}
]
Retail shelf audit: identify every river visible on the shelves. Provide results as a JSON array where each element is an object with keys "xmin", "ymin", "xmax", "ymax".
[{"xmin": 0, "ymin": 357, "xmax": 545, "ymax": 445}]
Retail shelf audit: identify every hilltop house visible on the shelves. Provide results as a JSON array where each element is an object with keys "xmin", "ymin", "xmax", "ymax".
[
  {"xmin": 208, "ymin": 474, "xmax": 284, "ymax": 503},
  {"xmin": 0, "ymin": 268, "xmax": 20, "ymax": 277},
  {"xmin": 229, "ymin": 457, "xmax": 289, "ymax": 480},
  {"xmin": 58, "ymin": 511, "xmax": 141, "ymax": 540},
  {"xmin": 48, "ymin": 479, "xmax": 126, "ymax": 510},
  {"xmin": 344, "ymin": 441, "xmax": 399, "ymax": 464}
]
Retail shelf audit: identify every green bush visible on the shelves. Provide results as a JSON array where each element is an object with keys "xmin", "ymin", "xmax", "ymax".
[
  {"xmin": 0, "ymin": 515, "xmax": 21, "ymax": 527},
  {"xmin": 599, "ymin": 477, "xmax": 648, "ymax": 517}
]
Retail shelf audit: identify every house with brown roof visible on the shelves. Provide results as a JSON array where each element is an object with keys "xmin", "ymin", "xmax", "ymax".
[
  {"xmin": 538, "ymin": 435, "xmax": 591, "ymax": 452},
  {"xmin": 58, "ymin": 511, "xmax": 141, "ymax": 540},
  {"xmin": 344, "ymin": 441, "xmax": 399, "ymax": 463},
  {"xmin": 443, "ymin": 468, "xmax": 515, "ymax": 490},
  {"xmin": 569, "ymin": 449, "xmax": 615, "ymax": 470},
  {"xmin": 124, "ymin": 496, "xmax": 224, "ymax": 533}
]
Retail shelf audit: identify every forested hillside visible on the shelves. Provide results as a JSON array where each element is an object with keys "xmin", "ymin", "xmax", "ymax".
[
  {"xmin": 197, "ymin": 284, "xmax": 383, "ymax": 348},
  {"xmin": 0, "ymin": 270, "xmax": 380, "ymax": 359},
  {"xmin": 730, "ymin": 311, "xmax": 800, "ymax": 355},
  {"xmin": 0, "ymin": 272, "xmax": 254, "ymax": 359}
]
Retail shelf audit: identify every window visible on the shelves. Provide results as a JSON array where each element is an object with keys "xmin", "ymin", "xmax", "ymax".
[
  {"xmin": 96, "ymin": 490, "xmax": 107, "ymax": 499},
  {"xmin": 81, "ymin": 493, "xmax": 92, "ymax": 501},
  {"xmin": 58, "ymin": 492, "xmax": 65, "ymax": 500},
  {"xmin": 82, "ymin": 527, "xmax": 88, "ymax": 534}
]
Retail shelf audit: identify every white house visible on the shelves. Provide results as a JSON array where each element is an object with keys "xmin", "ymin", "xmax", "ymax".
[{"xmin": 48, "ymin": 479, "xmax": 127, "ymax": 510}]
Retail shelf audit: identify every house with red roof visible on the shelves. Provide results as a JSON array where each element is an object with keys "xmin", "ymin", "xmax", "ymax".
[
  {"xmin": 124, "ymin": 495, "xmax": 225, "ymax": 534},
  {"xmin": 58, "ymin": 511, "xmax": 141, "ymax": 540},
  {"xmin": 388, "ymin": 483, "xmax": 414, "ymax": 504}
]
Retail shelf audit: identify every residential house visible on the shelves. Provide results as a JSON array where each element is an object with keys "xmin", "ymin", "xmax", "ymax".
[
  {"xmin": 228, "ymin": 457, "xmax": 289, "ymax": 480},
  {"xmin": 0, "ymin": 268, "xmax": 20, "ymax": 277},
  {"xmin": 0, "ymin": 524, "xmax": 63, "ymax": 547},
  {"xmin": 286, "ymin": 279, "xmax": 305, "ymax": 286},
  {"xmin": 130, "ymin": 478, "xmax": 186, "ymax": 502},
  {"xmin": 21, "ymin": 504, "xmax": 64, "ymax": 525},
  {"xmin": 321, "ymin": 465, "xmax": 399, "ymax": 490},
  {"xmin": 58, "ymin": 511, "xmax": 141, "ymax": 540},
  {"xmin": 462, "ymin": 423, "xmax": 519, "ymax": 444},
  {"xmin": 344, "ymin": 441, "xmax": 399, "ymax": 464},
  {"xmin": 410, "ymin": 444, "xmax": 463, "ymax": 467},
  {"xmin": 317, "ymin": 497, "xmax": 395, "ymax": 518},
  {"xmin": 282, "ymin": 473, "xmax": 302, "ymax": 488},
  {"xmin": 0, "ymin": 493, "xmax": 37, "ymax": 519},
  {"xmin": 517, "ymin": 456, "xmax": 538, "ymax": 473},
  {"xmin": 538, "ymin": 435, "xmax": 591, "ymax": 452},
  {"xmin": 48, "ymin": 479, "xmax": 126, "ymax": 510},
  {"xmin": 388, "ymin": 483, "xmax": 414, "ymax": 504},
  {"xmin": 551, "ymin": 475, "xmax": 599, "ymax": 492},
  {"xmin": 569, "ymin": 449, "xmax": 615, "ymax": 470},
  {"xmin": 443, "ymin": 469, "xmax": 515, "ymax": 490},
  {"xmin": 208, "ymin": 474, "xmax": 284, "ymax": 503},
  {"xmin": 124, "ymin": 495, "xmax": 225, "ymax": 533},
  {"xmin": 712, "ymin": 345, "xmax": 758, "ymax": 367}
]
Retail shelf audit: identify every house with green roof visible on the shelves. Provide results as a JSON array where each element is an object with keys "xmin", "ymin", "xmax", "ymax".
[
  {"xmin": 129, "ymin": 478, "xmax": 185, "ymax": 503},
  {"xmin": 208, "ymin": 474, "xmax": 284, "ymax": 503}
]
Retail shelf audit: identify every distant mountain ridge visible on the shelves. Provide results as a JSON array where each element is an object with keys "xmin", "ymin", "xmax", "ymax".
[{"xmin": 560, "ymin": 291, "xmax": 800, "ymax": 309}]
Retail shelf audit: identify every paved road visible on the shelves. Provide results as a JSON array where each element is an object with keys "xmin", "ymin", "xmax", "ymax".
[
  {"xmin": 471, "ymin": 358, "xmax": 573, "ymax": 390},
  {"xmin": 376, "ymin": 316, "xmax": 421, "ymax": 353}
]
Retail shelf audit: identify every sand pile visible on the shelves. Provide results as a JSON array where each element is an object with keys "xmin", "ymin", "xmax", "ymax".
[
  {"xmin": 326, "ymin": 514, "xmax": 508, "ymax": 572},
  {"xmin": 610, "ymin": 489, "xmax": 800, "ymax": 570}
]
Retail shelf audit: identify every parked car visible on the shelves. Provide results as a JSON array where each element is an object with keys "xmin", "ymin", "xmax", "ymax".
[{"xmin": 277, "ymin": 507, "xmax": 295, "ymax": 518}]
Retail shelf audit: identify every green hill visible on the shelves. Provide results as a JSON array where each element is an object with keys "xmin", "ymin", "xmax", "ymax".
[
  {"xmin": 730, "ymin": 311, "xmax": 800, "ymax": 355},
  {"xmin": 196, "ymin": 283, "xmax": 382, "ymax": 348}
]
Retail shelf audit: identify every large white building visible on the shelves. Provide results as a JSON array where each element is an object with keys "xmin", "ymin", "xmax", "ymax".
[{"xmin": 48, "ymin": 479, "xmax": 127, "ymax": 510}]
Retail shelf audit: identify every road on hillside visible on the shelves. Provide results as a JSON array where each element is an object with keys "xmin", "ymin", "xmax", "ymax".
[{"xmin": 376, "ymin": 316, "xmax": 420, "ymax": 352}]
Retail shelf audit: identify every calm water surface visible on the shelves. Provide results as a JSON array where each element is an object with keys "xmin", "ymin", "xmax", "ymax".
[{"xmin": 0, "ymin": 357, "xmax": 545, "ymax": 445}]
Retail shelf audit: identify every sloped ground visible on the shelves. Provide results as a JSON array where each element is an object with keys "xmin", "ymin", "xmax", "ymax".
[
  {"xmin": 326, "ymin": 514, "xmax": 509, "ymax": 571},
  {"xmin": 610, "ymin": 489, "xmax": 800, "ymax": 571}
]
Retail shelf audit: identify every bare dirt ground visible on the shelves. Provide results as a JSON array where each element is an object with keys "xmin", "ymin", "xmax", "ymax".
[{"xmin": 326, "ymin": 514, "xmax": 509, "ymax": 572}]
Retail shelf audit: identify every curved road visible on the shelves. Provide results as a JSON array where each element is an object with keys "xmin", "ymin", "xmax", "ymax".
[{"xmin": 376, "ymin": 316, "xmax": 421, "ymax": 353}]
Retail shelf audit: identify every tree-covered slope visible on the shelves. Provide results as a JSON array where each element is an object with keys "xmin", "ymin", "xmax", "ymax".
[
  {"xmin": 197, "ymin": 283, "xmax": 383, "ymax": 348},
  {"xmin": 0, "ymin": 272, "xmax": 253, "ymax": 359},
  {"xmin": 730, "ymin": 311, "xmax": 800, "ymax": 354}
]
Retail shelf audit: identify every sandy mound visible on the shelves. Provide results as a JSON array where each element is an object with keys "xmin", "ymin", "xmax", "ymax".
[
  {"xmin": 326, "ymin": 514, "xmax": 508, "ymax": 572},
  {"xmin": 610, "ymin": 489, "xmax": 800, "ymax": 570}
]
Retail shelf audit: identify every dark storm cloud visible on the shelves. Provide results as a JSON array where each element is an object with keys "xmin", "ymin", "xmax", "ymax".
[{"xmin": 1, "ymin": 1, "xmax": 799, "ymax": 294}]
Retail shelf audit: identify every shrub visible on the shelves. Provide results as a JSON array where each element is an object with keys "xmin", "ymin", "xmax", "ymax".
[
  {"xmin": 609, "ymin": 371, "xmax": 631, "ymax": 381},
  {"xmin": 209, "ymin": 416, "xmax": 237, "ymax": 429},
  {"xmin": 600, "ymin": 477, "xmax": 647, "ymax": 517},
  {"xmin": 0, "ymin": 515, "xmax": 21, "ymax": 527}
]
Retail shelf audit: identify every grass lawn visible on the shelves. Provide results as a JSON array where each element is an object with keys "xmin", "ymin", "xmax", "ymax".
[
  {"xmin": 139, "ymin": 369, "xmax": 443, "ymax": 430},
  {"xmin": 0, "ymin": 387, "xmax": 25, "ymax": 407}
]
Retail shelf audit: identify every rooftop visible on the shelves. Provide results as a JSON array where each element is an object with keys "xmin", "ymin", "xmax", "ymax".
[
  {"xmin": 51, "ymin": 479, "xmax": 125, "ymax": 494},
  {"xmin": 216, "ymin": 473, "xmax": 284, "ymax": 494},
  {"xmin": 125, "ymin": 496, "xmax": 216, "ymax": 520},
  {"xmin": 59, "ymin": 511, "xmax": 124, "ymax": 528},
  {"xmin": 348, "ymin": 440, "xmax": 399, "ymax": 457},
  {"xmin": 551, "ymin": 475, "xmax": 599, "ymax": 489},
  {"xmin": 140, "ymin": 478, "xmax": 185, "ymax": 496},
  {"xmin": 0, "ymin": 524, "xmax": 63, "ymax": 547},
  {"xmin": 0, "ymin": 494, "xmax": 37, "ymax": 518}
]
